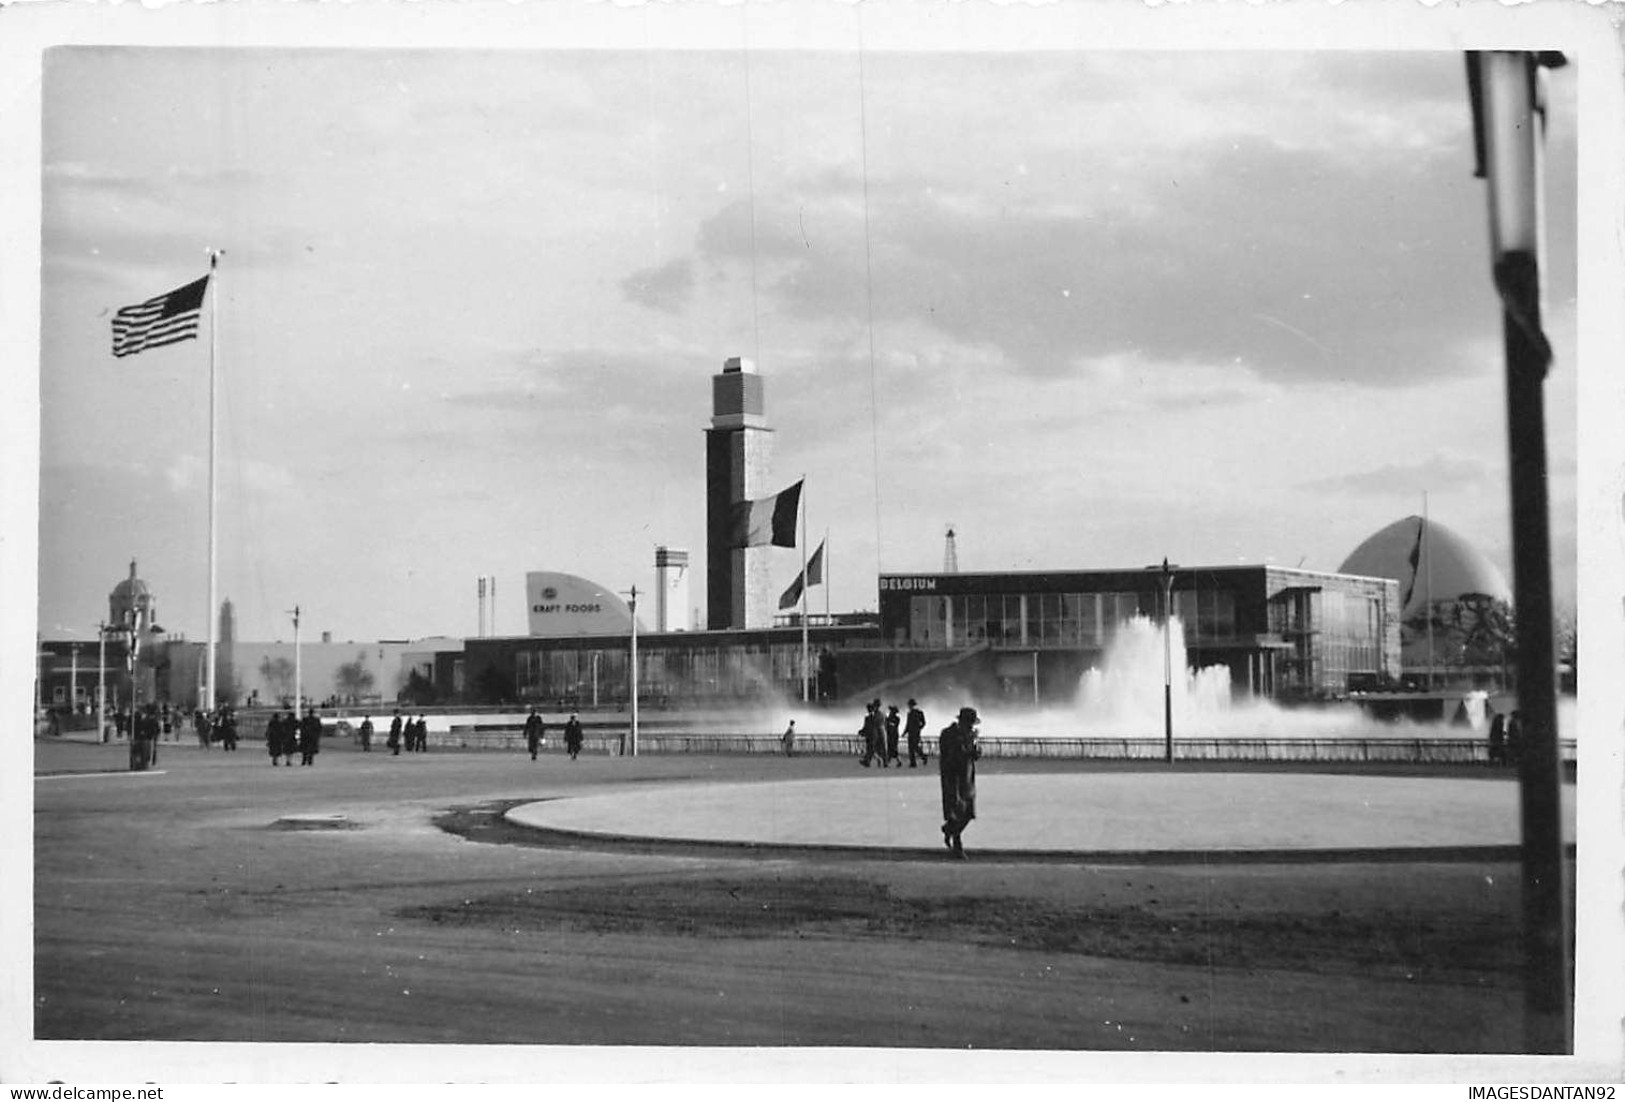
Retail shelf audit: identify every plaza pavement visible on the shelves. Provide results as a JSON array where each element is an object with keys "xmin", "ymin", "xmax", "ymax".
[{"xmin": 507, "ymin": 762, "xmax": 1574, "ymax": 859}]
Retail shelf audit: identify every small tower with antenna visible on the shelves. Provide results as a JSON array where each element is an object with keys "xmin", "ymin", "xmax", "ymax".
[{"xmin": 943, "ymin": 525, "xmax": 959, "ymax": 574}]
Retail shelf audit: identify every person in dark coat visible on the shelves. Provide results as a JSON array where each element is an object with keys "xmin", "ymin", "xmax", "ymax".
[
  {"xmin": 1505, "ymin": 710, "xmax": 1523, "ymax": 766},
  {"xmin": 781, "ymin": 719, "xmax": 797, "ymax": 758},
  {"xmin": 884, "ymin": 705, "xmax": 903, "ymax": 767},
  {"xmin": 218, "ymin": 706, "xmax": 238, "ymax": 751},
  {"xmin": 387, "ymin": 711, "xmax": 403, "ymax": 755},
  {"xmin": 131, "ymin": 704, "xmax": 160, "ymax": 771},
  {"xmin": 194, "ymin": 708, "xmax": 210, "ymax": 749},
  {"xmin": 524, "ymin": 708, "xmax": 546, "ymax": 761},
  {"xmin": 1487, "ymin": 711, "xmax": 1507, "ymax": 765},
  {"xmin": 414, "ymin": 715, "xmax": 429, "ymax": 752},
  {"xmin": 563, "ymin": 714, "xmax": 583, "ymax": 760},
  {"xmin": 858, "ymin": 700, "xmax": 885, "ymax": 767},
  {"xmin": 905, "ymin": 699, "xmax": 928, "ymax": 766},
  {"xmin": 938, "ymin": 706, "xmax": 982, "ymax": 859},
  {"xmin": 358, "ymin": 716, "xmax": 374, "ymax": 752},
  {"xmin": 265, "ymin": 712, "xmax": 284, "ymax": 766},
  {"xmin": 299, "ymin": 707, "xmax": 323, "ymax": 766}
]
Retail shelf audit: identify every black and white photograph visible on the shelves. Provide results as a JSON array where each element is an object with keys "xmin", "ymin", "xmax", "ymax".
[{"xmin": 5, "ymin": 0, "xmax": 1622, "ymax": 1090}]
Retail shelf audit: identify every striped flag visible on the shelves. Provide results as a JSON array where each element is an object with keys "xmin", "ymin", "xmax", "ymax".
[
  {"xmin": 778, "ymin": 539, "xmax": 825, "ymax": 609},
  {"xmin": 729, "ymin": 479, "xmax": 802, "ymax": 549},
  {"xmin": 111, "ymin": 275, "xmax": 209, "ymax": 358}
]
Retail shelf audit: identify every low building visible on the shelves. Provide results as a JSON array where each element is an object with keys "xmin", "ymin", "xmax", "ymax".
[{"xmin": 864, "ymin": 564, "xmax": 1402, "ymax": 704}]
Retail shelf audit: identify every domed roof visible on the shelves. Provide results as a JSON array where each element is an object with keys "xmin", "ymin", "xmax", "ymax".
[
  {"xmin": 1339, "ymin": 516, "xmax": 1511, "ymax": 619},
  {"xmin": 111, "ymin": 560, "xmax": 150, "ymax": 599}
]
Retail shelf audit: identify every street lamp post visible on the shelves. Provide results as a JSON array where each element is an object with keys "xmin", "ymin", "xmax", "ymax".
[
  {"xmin": 288, "ymin": 605, "xmax": 302, "ymax": 710},
  {"xmin": 97, "ymin": 622, "xmax": 108, "ymax": 743},
  {"xmin": 1147, "ymin": 559, "xmax": 1178, "ymax": 763},
  {"xmin": 627, "ymin": 585, "xmax": 639, "ymax": 758}
]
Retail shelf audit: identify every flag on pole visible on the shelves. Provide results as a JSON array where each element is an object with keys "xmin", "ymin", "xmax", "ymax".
[
  {"xmin": 729, "ymin": 479, "xmax": 802, "ymax": 549},
  {"xmin": 778, "ymin": 539, "xmax": 826, "ymax": 609},
  {"xmin": 111, "ymin": 275, "xmax": 210, "ymax": 358},
  {"xmin": 1403, "ymin": 516, "xmax": 1425, "ymax": 609}
]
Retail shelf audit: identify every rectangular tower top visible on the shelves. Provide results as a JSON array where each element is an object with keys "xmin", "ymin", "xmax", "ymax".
[{"xmin": 722, "ymin": 356, "xmax": 757, "ymax": 374}]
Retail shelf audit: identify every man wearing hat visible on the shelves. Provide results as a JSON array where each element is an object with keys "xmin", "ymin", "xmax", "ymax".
[
  {"xmin": 524, "ymin": 706, "xmax": 546, "ymax": 761},
  {"xmin": 884, "ymin": 704, "xmax": 903, "ymax": 767},
  {"xmin": 905, "ymin": 699, "xmax": 928, "ymax": 766},
  {"xmin": 938, "ymin": 706, "xmax": 982, "ymax": 858}
]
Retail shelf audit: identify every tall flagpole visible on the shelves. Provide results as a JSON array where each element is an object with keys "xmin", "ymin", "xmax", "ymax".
[
  {"xmin": 799, "ymin": 482, "xmax": 809, "ymax": 702},
  {"xmin": 205, "ymin": 249, "xmax": 220, "ymax": 712},
  {"xmin": 823, "ymin": 527, "xmax": 830, "ymax": 625},
  {"xmin": 1423, "ymin": 492, "xmax": 1434, "ymax": 691}
]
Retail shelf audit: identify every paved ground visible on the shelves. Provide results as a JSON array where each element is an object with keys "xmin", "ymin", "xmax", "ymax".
[
  {"xmin": 507, "ymin": 769, "xmax": 1574, "ymax": 855},
  {"xmin": 18, "ymin": 733, "xmax": 1588, "ymax": 1082}
]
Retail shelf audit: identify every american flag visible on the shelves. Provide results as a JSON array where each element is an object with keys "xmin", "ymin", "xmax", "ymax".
[{"xmin": 111, "ymin": 275, "xmax": 209, "ymax": 358}]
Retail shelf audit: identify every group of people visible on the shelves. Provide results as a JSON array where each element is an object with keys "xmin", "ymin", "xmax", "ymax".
[
  {"xmin": 784, "ymin": 697, "xmax": 979, "ymax": 858},
  {"xmin": 264, "ymin": 707, "xmax": 326, "ymax": 766},
  {"xmin": 519, "ymin": 708, "xmax": 585, "ymax": 760},
  {"xmin": 196, "ymin": 705, "xmax": 240, "ymax": 750},
  {"xmin": 855, "ymin": 698, "xmax": 930, "ymax": 768},
  {"xmin": 386, "ymin": 711, "xmax": 431, "ymax": 754}
]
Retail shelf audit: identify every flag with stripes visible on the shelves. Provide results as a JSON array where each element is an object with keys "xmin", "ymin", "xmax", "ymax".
[
  {"xmin": 778, "ymin": 539, "xmax": 825, "ymax": 609},
  {"xmin": 111, "ymin": 275, "xmax": 209, "ymax": 358},
  {"xmin": 729, "ymin": 479, "xmax": 802, "ymax": 549}
]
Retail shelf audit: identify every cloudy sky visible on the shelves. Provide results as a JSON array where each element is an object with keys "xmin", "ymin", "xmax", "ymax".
[{"xmin": 30, "ymin": 33, "xmax": 1581, "ymax": 645}]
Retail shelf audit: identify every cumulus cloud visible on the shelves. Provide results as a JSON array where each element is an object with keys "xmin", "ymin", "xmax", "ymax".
[
  {"xmin": 621, "ymin": 257, "xmax": 695, "ymax": 313},
  {"xmin": 1295, "ymin": 451, "xmax": 1496, "ymax": 497}
]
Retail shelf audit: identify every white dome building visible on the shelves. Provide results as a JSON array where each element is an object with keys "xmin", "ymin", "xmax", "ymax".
[{"xmin": 1339, "ymin": 516, "xmax": 1512, "ymax": 684}]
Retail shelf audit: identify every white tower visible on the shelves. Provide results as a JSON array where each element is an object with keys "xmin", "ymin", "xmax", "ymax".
[{"xmin": 655, "ymin": 546, "xmax": 690, "ymax": 633}]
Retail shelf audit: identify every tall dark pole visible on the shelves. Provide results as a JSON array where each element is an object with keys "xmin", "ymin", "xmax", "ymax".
[
  {"xmin": 1470, "ymin": 50, "xmax": 1570, "ymax": 1054},
  {"xmin": 628, "ymin": 585, "xmax": 639, "ymax": 758},
  {"xmin": 1161, "ymin": 558, "xmax": 1175, "ymax": 764}
]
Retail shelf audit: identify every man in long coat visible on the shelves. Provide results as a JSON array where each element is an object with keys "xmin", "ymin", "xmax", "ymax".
[
  {"xmin": 266, "ymin": 712, "xmax": 284, "ymax": 766},
  {"xmin": 131, "ymin": 704, "xmax": 160, "ymax": 771},
  {"xmin": 938, "ymin": 706, "xmax": 982, "ymax": 859},
  {"xmin": 524, "ymin": 707, "xmax": 546, "ymax": 761},
  {"xmin": 563, "ymin": 714, "xmax": 584, "ymax": 760},
  {"xmin": 387, "ymin": 711, "xmax": 403, "ymax": 755},
  {"xmin": 904, "ymin": 699, "xmax": 928, "ymax": 767},
  {"xmin": 298, "ymin": 707, "xmax": 323, "ymax": 766}
]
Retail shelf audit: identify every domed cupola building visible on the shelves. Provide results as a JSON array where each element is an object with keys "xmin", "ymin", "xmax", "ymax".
[
  {"xmin": 109, "ymin": 559, "xmax": 157, "ymax": 631},
  {"xmin": 1339, "ymin": 517, "xmax": 1513, "ymax": 687}
]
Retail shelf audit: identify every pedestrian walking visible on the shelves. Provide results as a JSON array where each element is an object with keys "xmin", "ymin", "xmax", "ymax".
[
  {"xmin": 194, "ymin": 709, "xmax": 210, "ymax": 750},
  {"xmin": 781, "ymin": 719, "xmax": 797, "ymax": 758},
  {"xmin": 265, "ymin": 712, "xmax": 284, "ymax": 766},
  {"xmin": 359, "ymin": 715, "xmax": 374, "ymax": 752},
  {"xmin": 885, "ymin": 704, "xmax": 903, "ymax": 767},
  {"xmin": 1487, "ymin": 711, "xmax": 1507, "ymax": 765},
  {"xmin": 414, "ymin": 715, "xmax": 429, "ymax": 752},
  {"xmin": 1505, "ymin": 710, "xmax": 1524, "ymax": 766},
  {"xmin": 938, "ymin": 706, "xmax": 982, "ymax": 859},
  {"xmin": 218, "ymin": 706, "xmax": 238, "ymax": 751},
  {"xmin": 388, "ymin": 711, "xmax": 403, "ymax": 756},
  {"xmin": 905, "ymin": 699, "xmax": 928, "ymax": 766},
  {"xmin": 865, "ymin": 700, "xmax": 890, "ymax": 767},
  {"xmin": 524, "ymin": 707, "xmax": 546, "ymax": 761},
  {"xmin": 299, "ymin": 707, "xmax": 323, "ymax": 766},
  {"xmin": 131, "ymin": 704, "xmax": 160, "ymax": 771},
  {"xmin": 564, "ymin": 714, "xmax": 583, "ymax": 760}
]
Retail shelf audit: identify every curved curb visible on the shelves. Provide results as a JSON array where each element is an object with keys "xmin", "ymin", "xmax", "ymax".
[{"xmin": 497, "ymin": 811, "xmax": 1571, "ymax": 866}]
